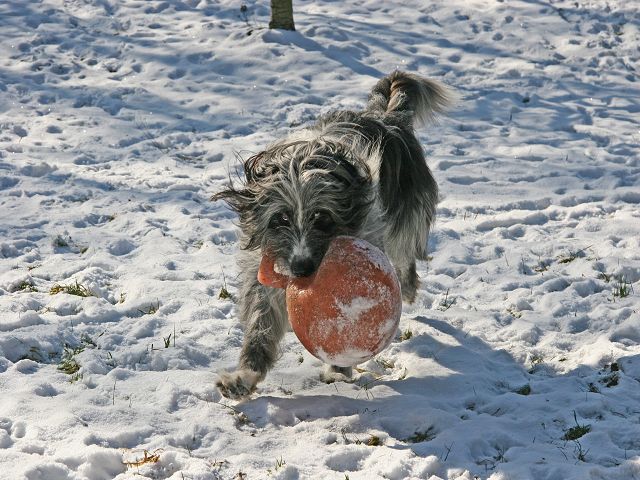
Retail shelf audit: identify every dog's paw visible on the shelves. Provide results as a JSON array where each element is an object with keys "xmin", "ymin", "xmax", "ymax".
[
  {"xmin": 398, "ymin": 264, "xmax": 419, "ymax": 304},
  {"xmin": 401, "ymin": 287, "xmax": 417, "ymax": 304},
  {"xmin": 400, "ymin": 275, "xmax": 418, "ymax": 304},
  {"xmin": 216, "ymin": 369, "xmax": 262, "ymax": 399},
  {"xmin": 320, "ymin": 365, "xmax": 354, "ymax": 384}
]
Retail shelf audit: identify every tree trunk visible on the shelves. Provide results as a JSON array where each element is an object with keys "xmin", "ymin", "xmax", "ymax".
[{"xmin": 269, "ymin": 0, "xmax": 295, "ymax": 31}]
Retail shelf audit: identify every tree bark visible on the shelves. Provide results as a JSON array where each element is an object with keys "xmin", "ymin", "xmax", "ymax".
[{"xmin": 269, "ymin": 0, "xmax": 295, "ymax": 31}]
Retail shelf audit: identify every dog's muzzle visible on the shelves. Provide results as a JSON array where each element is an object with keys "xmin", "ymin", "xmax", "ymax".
[{"xmin": 290, "ymin": 256, "xmax": 316, "ymax": 277}]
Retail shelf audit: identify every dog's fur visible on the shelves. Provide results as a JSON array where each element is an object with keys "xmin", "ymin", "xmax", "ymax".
[{"xmin": 213, "ymin": 71, "xmax": 450, "ymax": 399}]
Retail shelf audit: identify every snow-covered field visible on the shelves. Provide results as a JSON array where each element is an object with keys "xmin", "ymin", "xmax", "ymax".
[{"xmin": 1, "ymin": 0, "xmax": 640, "ymax": 478}]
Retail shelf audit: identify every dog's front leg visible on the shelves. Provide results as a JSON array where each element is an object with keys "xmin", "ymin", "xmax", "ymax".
[{"xmin": 217, "ymin": 280, "xmax": 287, "ymax": 399}]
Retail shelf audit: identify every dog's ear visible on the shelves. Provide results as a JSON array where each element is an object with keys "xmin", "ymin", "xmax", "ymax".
[
  {"xmin": 211, "ymin": 162, "xmax": 257, "ymax": 214},
  {"xmin": 244, "ymin": 151, "xmax": 280, "ymax": 184},
  {"xmin": 211, "ymin": 182, "xmax": 260, "ymax": 251},
  {"xmin": 211, "ymin": 152, "xmax": 273, "ymax": 251},
  {"xmin": 211, "ymin": 151, "xmax": 267, "ymax": 208},
  {"xmin": 244, "ymin": 151, "xmax": 264, "ymax": 183}
]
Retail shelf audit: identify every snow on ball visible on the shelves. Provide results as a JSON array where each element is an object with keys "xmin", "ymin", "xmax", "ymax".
[{"xmin": 258, "ymin": 236, "xmax": 402, "ymax": 367}]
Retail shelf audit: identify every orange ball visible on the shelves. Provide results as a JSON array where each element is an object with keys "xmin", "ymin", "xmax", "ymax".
[{"xmin": 258, "ymin": 236, "xmax": 401, "ymax": 367}]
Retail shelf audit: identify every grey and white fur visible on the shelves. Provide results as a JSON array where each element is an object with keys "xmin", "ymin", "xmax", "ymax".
[{"xmin": 212, "ymin": 71, "xmax": 451, "ymax": 399}]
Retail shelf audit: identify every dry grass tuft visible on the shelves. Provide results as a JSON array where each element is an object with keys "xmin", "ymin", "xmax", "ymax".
[{"xmin": 123, "ymin": 449, "xmax": 163, "ymax": 469}]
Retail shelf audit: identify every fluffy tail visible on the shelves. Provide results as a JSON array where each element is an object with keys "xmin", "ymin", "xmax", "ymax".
[{"xmin": 367, "ymin": 71, "xmax": 451, "ymax": 126}]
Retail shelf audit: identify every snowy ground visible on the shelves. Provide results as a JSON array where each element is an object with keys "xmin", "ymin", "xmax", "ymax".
[{"xmin": 1, "ymin": 0, "xmax": 640, "ymax": 479}]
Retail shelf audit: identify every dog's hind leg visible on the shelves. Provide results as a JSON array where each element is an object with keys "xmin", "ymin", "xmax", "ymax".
[
  {"xmin": 390, "ymin": 254, "xmax": 419, "ymax": 304},
  {"xmin": 217, "ymin": 278, "xmax": 287, "ymax": 399},
  {"xmin": 320, "ymin": 365, "xmax": 353, "ymax": 384}
]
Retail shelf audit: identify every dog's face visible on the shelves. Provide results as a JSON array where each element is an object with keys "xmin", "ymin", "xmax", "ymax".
[{"xmin": 215, "ymin": 139, "xmax": 373, "ymax": 278}]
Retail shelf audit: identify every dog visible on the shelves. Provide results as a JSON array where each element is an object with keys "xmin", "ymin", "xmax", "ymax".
[{"xmin": 212, "ymin": 71, "xmax": 451, "ymax": 399}]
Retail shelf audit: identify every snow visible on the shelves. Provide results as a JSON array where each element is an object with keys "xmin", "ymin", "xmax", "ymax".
[
  {"xmin": 1, "ymin": 0, "xmax": 639, "ymax": 479},
  {"xmin": 336, "ymin": 297, "xmax": 379, "ymax": 324}
]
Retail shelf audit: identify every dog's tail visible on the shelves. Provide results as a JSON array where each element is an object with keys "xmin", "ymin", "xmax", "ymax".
[{"xmin": 366, "ymin": 71, "xmax": 451, "ymax": 126}]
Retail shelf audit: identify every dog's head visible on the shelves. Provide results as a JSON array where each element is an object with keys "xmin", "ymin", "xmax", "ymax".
[{"xmin": 213, "ymin": 138, "xmax": 373, "ymax": 278}]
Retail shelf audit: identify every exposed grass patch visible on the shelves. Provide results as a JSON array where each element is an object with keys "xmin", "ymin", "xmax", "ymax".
[
  {"xmin": 341, "ymin": 428, "xmax": 384, "ymax": 447},
  {"xmin": 612, "ymin": 277, "xmax": 632, "ymax": 299},
  {"xmin": 58, "ymin": 346, "xmax": 83, "ymax": 380},
  {"xmin": 217, "ymin": 402, "xmax": 250, "ymax": 426},
  {"xmin": 16, "ymin": 280, "xmax": 37, "ymax": 292},
  {"xmin": 376, "ymin": 358, "xmax": 394, "ymax": 369},
  {"xmin": 163, "ymin": 332, "xmax": 174, "ymax": 348},
  {"xmin": 50, "ymin": 280, "xmax": 94, "ymax": 297},
  {"xmin": 80, "ymin": 333, "xmax": 97, "ymax": 348},
  {"xmin": 437, "ymin": 288, "xmax": 456, "ymax": 311},
  {"xmin": 267, "ymin": 456, "xmax": 286, "ymax": 475},
  {"xmin": 506, "ymin": 306, "xmax": 522, "ymax": 319},
  {"xmin": 218, "ymin": 286, "xmax": 233, "ymax": 300},
  {"xmin": 356, "ymin": 377, "xmax": 379, "ymax": 400},
  {"xmin": 20, "ymin": 346, "xmax": 50, "ymax": 363},
  {"xmin": 587, "ymin": 382, "xmax": 600, "ymax": 393},
  {"xmin": 573, "ymin": 440, "xmax": 589, "ymax": 462},
  {"xmin": 598, "ymin": 272, "xmax": 612, "ymax": 283},
  {"xmin": 530, "ymin": 353, "xmax": 544, "ymax": 365},
  {"xmin": 557, "ymin": 254, "xmax": 578, "ymax": 264},
  {"xmin": 207, "ymin": 459, "xmax": 228, "ymax": 474},
  {"xmin": 533, "ymin": 261, "xmax": 550, "ymax": 273},
  {"xmin": 219, "ymin": 271, "xmax": 233, "ymax": 301},
  {"xmin": 57, "ymin": 335, "xmax": 98, "ymax": 382},
  {"xmin": 123, "ymin": 449, "xmax": 162, "ymax": 469},
  {"xmin": 52, "ymin": 235, "xmax": 70, "ymax": 248},
  {"xmin": 52, "ymin": 235, "xmax": 88, "ymax": 254},
  {"xmin": 563, "ymin": 411, "xmax": 591, "ymax": 441},
  {"xmin": 515, "ymin": 384, "xmax": 531, "ymax": 395},
  {"xmin": 493, "ymin": 445, "xmax": 507, "ymax": 464},
  {"xmin": 399, "ymin": 328, "xmax": 413, "ymax": 341},
  {"xmin": 138, "ymin": 301, "xmax": 160, "ymax": 315},
  {"xmin": 557, "ymin": 246, "xmax": 590, "ymax": 264},
  {"xmin": 365, "ymin": 435, "xmax": 382, "ymax": 446},
  {"xmin": 105, "ymin": 351, "xmax": 116, "ymax": 368},
  {"xmin": 600, "ymin": 373, "xmax": 619, "ymax": 388},
  {"xmin": 404, "ymin": 426, "xmax": 437, "ymax": 443},
  {"xmin": 528, "ymin": 353, "xmax": 544, "ymax": 373}
]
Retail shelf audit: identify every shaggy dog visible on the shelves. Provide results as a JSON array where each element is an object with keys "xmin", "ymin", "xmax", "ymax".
[{"xmin": 213, "ymin": 71, "xmax": 451, "ymax": 399}]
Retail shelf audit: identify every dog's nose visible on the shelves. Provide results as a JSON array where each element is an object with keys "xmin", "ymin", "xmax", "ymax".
[{"xmin": 290, "ymin": 256, "xmax": 316, "ymax": 277}]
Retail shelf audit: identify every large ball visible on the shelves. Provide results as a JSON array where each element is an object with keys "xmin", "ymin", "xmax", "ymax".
[{"xmin": 258, "ymin": 236, "xmax": 402, "ymax": 367}]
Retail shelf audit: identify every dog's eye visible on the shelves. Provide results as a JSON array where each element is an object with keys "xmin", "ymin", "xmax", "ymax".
[
  {"xmin": 312, "ymin": 211, "xmax": 335, "ymax": 232},
  {"xmin": 270, "ymin": 212, "xmax": 291, "ymax": 228}
]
